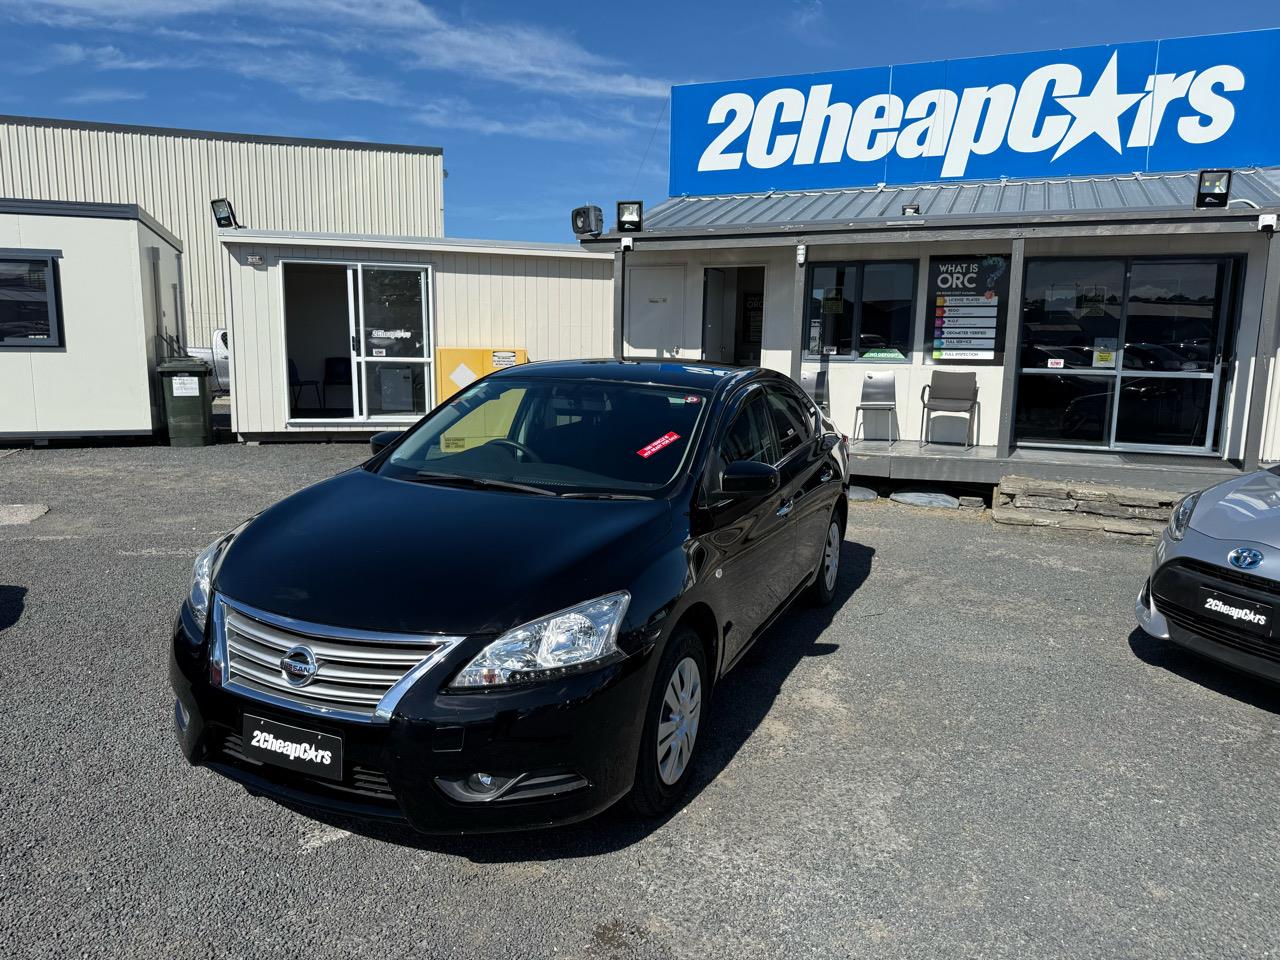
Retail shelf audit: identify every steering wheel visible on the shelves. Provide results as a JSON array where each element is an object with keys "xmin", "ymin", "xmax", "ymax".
[{"xmin": 489, "ymin": 438, "xmax": 542, "ymax": 462}]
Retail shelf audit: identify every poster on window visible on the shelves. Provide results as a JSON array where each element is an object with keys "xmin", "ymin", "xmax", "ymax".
[{"xmin": 927, "ymin": 255, "xmax": 1009, "ymax": 365}]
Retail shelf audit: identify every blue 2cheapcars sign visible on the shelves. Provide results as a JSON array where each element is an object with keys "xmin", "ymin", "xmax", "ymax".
[{"xmin": 669, "ymin": 29, "xmax": 1280, "ymax": 196}]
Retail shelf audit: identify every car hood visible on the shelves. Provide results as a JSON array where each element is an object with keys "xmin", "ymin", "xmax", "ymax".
[
  {"xmin": 215, "ymin": 468, "xmax": 672, "ymax": 636},
  {"xmin": 1190, "ymin": 468, "xmax": 1280, "ymax": 542}
]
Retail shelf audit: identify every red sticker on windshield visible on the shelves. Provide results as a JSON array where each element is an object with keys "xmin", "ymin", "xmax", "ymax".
[{"xmin": 637, "ymin": 432, "xmax": 681, "ymax": 458}]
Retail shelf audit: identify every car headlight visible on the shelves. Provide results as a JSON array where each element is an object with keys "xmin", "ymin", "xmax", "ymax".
[
  {"xmin": 1168, "ymin": 491, "xmax": 1201, "ymax": 542},
  {"xmin": 188, "ymin": 521, "xmax": 251, "ymax": 629},
  {"xmin": 450, "ymin": 592, "xmax": 630, "ymax": 688}
]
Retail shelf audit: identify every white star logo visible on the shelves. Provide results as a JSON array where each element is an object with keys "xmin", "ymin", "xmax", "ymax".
[{"xmin": 1052, "ymin": 52, "xmax": 1145, "ymax": 160}]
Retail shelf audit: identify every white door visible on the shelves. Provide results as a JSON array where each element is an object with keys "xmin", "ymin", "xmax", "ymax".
[{"xmin": 625, "ymin": 265, "xmax": 698, "ymax": 358}]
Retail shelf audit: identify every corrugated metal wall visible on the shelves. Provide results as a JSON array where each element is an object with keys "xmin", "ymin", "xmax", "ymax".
[
  {"xmin": 223, "ymin": 241, "xmax": 614, "ymax": 435},
  {"xmin": 0, "ymin": 117, "xmax": 444, "ymax": 352}
]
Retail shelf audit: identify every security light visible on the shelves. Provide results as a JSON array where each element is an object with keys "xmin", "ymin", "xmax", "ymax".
[
  {"xmin": 1195, "ymin": 170, "xmax": 1232, "ymax": 209},
  {"xmin": 210, "ymin": 198, "xmax": 240, "ymax": 229},
  {"xmin": 571, "ymin": 204, "xmax": 603, "ymax": 238},
  {"xmin": 616, "ymin": 200, "xmax": 644, "ymax": 233},
  {"xmin": 901, "ymin": 203, "xmax": 921, "ymax": 216}
]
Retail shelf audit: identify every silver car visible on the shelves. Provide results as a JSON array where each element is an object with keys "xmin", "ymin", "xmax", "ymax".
[{"xmin": 1137, "ymin": 467, "xmax": 1280, "ymax": 683}]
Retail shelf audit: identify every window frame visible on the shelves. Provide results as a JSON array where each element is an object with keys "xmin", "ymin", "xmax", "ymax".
[
  {"xmin": 0, "ymin": 252, "xmax": 62, "ymax": 349},
  {"xmin": 802, "ymin": 259, "xmax": 917, "ymax": 362}
]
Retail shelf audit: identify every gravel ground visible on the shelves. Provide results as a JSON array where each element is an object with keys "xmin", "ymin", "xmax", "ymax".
[{"xmin": 1, "ymin": 444, "xmax": 1278, "ymax": 959}]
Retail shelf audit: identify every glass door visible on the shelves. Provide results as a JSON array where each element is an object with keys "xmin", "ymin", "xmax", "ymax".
[
  {"xmin": 1112, "ymin": 260, "xmax": 1230, "ymax": 452},
  {"xmin": 1016, "ymin": 259, "xmax": 1126, "ymax": 448},
  {"xmin": 1015, "ymin": 257, "xmax": 1235, "ymax": 454},
  {"xmin": 354, "ymin": 265, "xmax": 432, "ymax": 419}
]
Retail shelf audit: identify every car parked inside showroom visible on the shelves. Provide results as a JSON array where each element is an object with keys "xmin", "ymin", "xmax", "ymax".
[
  {"xmin": 171, "ymin": 359, "xmax": 849, "ymax": 832},
  {"xmin": 1137, "ymin": 466, "xmax": 1280, "ymax": 683}
]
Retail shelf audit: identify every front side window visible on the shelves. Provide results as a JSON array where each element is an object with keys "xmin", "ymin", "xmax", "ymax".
[
  {"xmin": 721, "ymin": 393, "xmax": 779, "ymax": 466},
  {"xmin": 764, "ymin": 387, "xmax": 813, "ymax": 459},
  {"xmin": 379, "ymin": 377, "xmax": 709, "ymax": 494},
  {"xmin": 805, "ymin": 261, "xmax": 915, "ymax": 360},
  {"xmin": 0, "ymin": 257, "xmax": 59, "ymax": 347}
]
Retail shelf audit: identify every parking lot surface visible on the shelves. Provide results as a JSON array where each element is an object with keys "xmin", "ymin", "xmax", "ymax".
[{"xmin": 2, "ymin": 444, "xmax": 1278, "ymax": 959}]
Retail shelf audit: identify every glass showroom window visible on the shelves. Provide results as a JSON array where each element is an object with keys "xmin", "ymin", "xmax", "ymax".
[
  {"xmin": 805, "ymin": 261, "xmax": 915, "ymax": 360},
  {"xmin": 0, "ymin": 257, "xmax": 60, "ymax": 348}
]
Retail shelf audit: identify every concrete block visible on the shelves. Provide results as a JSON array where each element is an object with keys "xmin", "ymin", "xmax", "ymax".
[
  {"xmin": 1013, "ymin": 494, "xmax": 1076, "ymax": 512},
  {"xmin": 991, "ymin": 505, "xmax": 1058, "ymax": 526},
  {"xmin": 958, "ymin": 496, "xmax": 986, "ymax": 510},
  {"xmin": 1075, "ymin": 500, "xmax": 1168, "ymax": 521},
  {"xmin": 1100, "ymin": 516, "xmax": 1163, "ymax": 536},
  {"xmin": 1106, "ymin": 486, "xmax": 1178, "ymax": 508}
]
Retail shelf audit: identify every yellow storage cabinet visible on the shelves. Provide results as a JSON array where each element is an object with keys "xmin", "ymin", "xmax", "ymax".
[
  {"xmin": 435, "ymin": 348, "xmax": 529, "ymax": 453},
  {"xmin": 435, "ymin": 348, "xmax": 528, "ymax": 402}
]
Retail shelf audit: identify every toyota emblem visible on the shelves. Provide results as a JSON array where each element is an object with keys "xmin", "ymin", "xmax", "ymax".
[{"xmin": 1227, "ymin": 547, "xmax": 1263, "ymax": 571}]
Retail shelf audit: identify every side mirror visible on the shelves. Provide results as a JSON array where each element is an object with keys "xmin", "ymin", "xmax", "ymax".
[
  {"xmin": 820, "ymin": 433, "xmax": 840, "ymax": 453},
  {"xmin": 369, "ymin": 430, "xmax": 403, "ymax": 456},
  {"xmin": 718, "ymin": 460, "xmax": 780, "ymax": 497}
]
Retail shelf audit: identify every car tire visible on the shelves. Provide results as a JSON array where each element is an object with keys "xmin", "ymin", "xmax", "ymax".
[
  {"xmin": 806, "ymin": 512, "xmax": 843, "ymax": 606},
  {"xmin": 626, "ymin": 626, "xmax": 707, "ymax": 819}
]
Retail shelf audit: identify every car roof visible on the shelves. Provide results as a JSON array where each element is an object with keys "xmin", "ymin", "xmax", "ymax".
[{"xmin": 491, "ymin": 358, "xmax": 772, "ymax": 394}]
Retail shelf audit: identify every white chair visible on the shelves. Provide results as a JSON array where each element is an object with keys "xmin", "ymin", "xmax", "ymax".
[{"xmin": 853, "ymin": 371, "xmax": 898, "ymax": 445}]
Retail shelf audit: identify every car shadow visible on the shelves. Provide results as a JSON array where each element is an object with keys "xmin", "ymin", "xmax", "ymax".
[
  {"xmin": 274, "ymin": 539, "xmax": 876, "ymax": 859},
  {"xmin": 1128, "ymin": 628, "xmax": 1280, "ymax": 714},
  {"xmin": 0, "ymin": 585, "xmax": 26, "ymax": 632}
]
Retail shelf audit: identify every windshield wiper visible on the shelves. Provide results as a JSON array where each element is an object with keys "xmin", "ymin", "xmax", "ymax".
[
  {"xmin": 559, "ymin": 491, "xmax": 652, "ymax": 500},
  {"xmin": 413, "ymin": 471, "xmax": 557, "ymax": 496}
]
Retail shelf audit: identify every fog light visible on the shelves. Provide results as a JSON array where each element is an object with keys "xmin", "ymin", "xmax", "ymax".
[
  {"xmin": 467, "ymin": 772, "xmax": 500, "ymax": 793},
  {"xmin": 435, "ymin": 772, "xmax": 520, "ymax": 803}
]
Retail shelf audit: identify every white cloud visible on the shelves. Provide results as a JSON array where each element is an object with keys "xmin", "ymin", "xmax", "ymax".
[
  {"xmin": 228, "ymin": 52, "xmax": 404, "ymax": 105},
  {"xmin": 413, "ymin": 97, "xmax": 616, "ymax": 142},
  {"xmin": 4, "ymin": 0, "xmax": 673, "ymax": 100},
  {"xmin": 61, "ymin": 87, "xmax": 147, "ymax": 104},
  {"xmin": 48, "ymin": 42, "xmax": 177, "ymax": 70}
]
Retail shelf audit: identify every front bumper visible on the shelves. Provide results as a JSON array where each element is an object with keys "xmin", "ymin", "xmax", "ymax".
[
  {"xmin": 1139, "ymin": 529, "xmax": 1280, "ymax": 685},
  {"xmin": 170, "ymin": 602, "xmax": 654, "ymax": 833}
]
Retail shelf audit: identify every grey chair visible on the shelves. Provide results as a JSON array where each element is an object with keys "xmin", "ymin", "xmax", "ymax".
[
  {"xmin": 920, "ymin": 370, "xmax": 978, "ymax": 448},
  {"xmin": 287, "ymin": 358, "xmax": 321, "ymax": 410},
  {"xmin": 853, "ymin": 371, "xmax": 898, "ymax": 445}
]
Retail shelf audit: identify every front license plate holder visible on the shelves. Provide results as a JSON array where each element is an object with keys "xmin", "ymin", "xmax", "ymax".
[
  {"xmin": 242, "ymin": 714, "xmax": 344, "ymax": 782},
  {"xmin": 1198, "ymin": 587, "xmax": 1274, "ymax": 639}
]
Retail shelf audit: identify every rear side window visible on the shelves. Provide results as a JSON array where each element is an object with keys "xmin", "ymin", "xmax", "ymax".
[
  {"xmin": 764, "ymin": 387, "xmax": 813, "ymax": 458},
  {"xmin": 721, "ymin": 394, "xmax": 778, "ymax": 465}
]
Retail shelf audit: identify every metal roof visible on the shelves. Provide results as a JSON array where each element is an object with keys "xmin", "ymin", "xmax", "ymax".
[
  {"xmin": 219, "ymin": 228, "xmax": 612, "ymax": 260},
  {"xmin": 0, "ymin": 113, "xmax": 442, "ymax": 156},
  {"xmin": 641, "ymin": 167, "xmax": 1280, "ymax": 237},
  {"xmin": 0, "ymin": 197, "xmax": 181, "ymax": 251}
]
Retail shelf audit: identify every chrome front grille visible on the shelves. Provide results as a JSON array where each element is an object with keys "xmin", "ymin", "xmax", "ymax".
[{"xmin": 212, "ymin": 598, "xmax": 462, "ymax": 723}]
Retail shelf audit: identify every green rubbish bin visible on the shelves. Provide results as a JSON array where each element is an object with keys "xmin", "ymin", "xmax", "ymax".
[{"xmin": 158, "ymin": 357, "xmax": 214, "ymax": 447}]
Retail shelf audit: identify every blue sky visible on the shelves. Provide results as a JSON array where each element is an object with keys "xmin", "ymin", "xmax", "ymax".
[{"xmin": 0, "ymin": 0, "xmax": 1276, "ymax": 241}]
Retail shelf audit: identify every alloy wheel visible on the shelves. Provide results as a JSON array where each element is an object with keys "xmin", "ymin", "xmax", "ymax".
[
  {"xmin": 823, "ymin": 520, "xmax": 841, "ymax": 592},
  {"xmin": 656, "ymin": 657, "xmax": 702, "ymax": 785}
]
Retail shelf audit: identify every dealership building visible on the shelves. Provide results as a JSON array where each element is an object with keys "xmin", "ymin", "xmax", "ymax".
[{"xmin": 587, "ymin": 28, "xmax": 1280, "ymax": 489}]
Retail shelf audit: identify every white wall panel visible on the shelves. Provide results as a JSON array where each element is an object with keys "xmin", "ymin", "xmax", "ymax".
[
  {"xmin": 224, "ymin": 241, "xmax": 613, "ymax": 435},
  {"xmin": 0, "ymin": 117, "xmax": 444, "ymax": 354}
]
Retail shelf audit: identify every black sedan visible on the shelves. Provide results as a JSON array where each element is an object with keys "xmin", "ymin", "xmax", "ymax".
[{"xmin": 170, "ymin": 360, "xmax": 850, "ymax": 832}]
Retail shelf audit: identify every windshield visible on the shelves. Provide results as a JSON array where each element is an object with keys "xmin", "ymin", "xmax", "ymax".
[{"xmin": 377, "ymin": 377, "xmax": 710, "ymax": 495}]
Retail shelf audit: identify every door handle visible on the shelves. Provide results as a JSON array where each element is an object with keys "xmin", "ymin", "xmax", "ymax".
[{"xmin": 776, "ymin": 498, "xmax": 794, "ymax": 518}]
